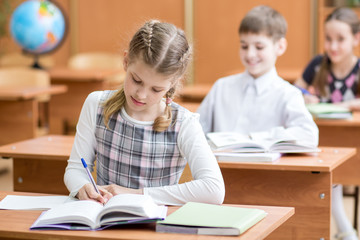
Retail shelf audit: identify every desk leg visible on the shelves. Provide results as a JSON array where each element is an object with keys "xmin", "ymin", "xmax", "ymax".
[
  {"xmin": 221, "ymin": 169, "xmax": 331, "ymax": 240},
  {"xmin": 13, "ymin": 158, "xmax": 69, "ymax": 195},
  {"xmin": 0, "ymin": 100, "xmax": 37, "ymax": 145}
]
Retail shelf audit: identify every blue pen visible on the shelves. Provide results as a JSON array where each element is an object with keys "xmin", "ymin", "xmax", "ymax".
[
  {"xmin": 81, "ymin": 158, "xmax": 100, "ymax": 194},
  {"xmin": 294, "ymin": 85, "xmax": 311, "ymax": 95}
]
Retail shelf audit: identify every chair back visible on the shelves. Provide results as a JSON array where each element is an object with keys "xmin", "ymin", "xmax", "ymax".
[
  {"xmin": 0, "ymin": 52, "xmax": 55, "ymax": 69},
  {"xmin": 68, "ymin": 52, "xmax": 125, "ymax": 89},
  {"xmin": 0, "ymin": 67, "xmax": 50, "ymax": 101}
]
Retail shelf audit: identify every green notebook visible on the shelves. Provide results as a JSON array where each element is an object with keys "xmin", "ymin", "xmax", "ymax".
[
  {"xmin": 156, "ymin": 202, "xmax": 267, "ymax": 236},
  {"xmin": 306, "ymin": 103, "xmax": 352, "ymax": 119}
]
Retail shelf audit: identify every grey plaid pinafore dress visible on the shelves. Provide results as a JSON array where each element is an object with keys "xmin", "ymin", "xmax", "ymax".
[{"xmin": 95, "ymin": 90, "xmax": 187, "ymax": 189}]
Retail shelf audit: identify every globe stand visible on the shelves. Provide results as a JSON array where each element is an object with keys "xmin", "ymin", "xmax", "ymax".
[{"xmin": 32, "ymin": 55, "xmax": 43, "ymax": 69}]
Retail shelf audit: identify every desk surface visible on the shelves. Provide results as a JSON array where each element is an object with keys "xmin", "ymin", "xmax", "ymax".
[
  {"xmin": 0, "ymin": 191, "xmax": 294, "ymax": 240},
  {"xmin": 315, "ymin": 111, "xmax": 360, "ymax": 127},
  {"xmin": 0, "ymin": 85, "xmax": 67, "ymax": 101},
  {"xmin": 0, "ymin": 135, "xmax": 74, "ymax": 160},
  {"xmin": 49, "ymin": 67, "xmax": 123, "ymax": 82},
  {"xmin": 0, "ymin": 135, "xmax": 355, "ymax": 173}
]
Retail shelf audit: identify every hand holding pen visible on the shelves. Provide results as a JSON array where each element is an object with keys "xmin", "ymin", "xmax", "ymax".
[
  {"xmin": 295, "ymin": 85, "xmax": 319, "ymax": 104},
  {"xmin": 80, "ymin": 158, "xmax": 111, "ymax": 204}
]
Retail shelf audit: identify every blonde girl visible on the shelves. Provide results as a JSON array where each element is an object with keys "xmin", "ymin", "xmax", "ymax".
[{"xmin": 64, "ymin": 20, "xmax": 225, "ymax": 206}]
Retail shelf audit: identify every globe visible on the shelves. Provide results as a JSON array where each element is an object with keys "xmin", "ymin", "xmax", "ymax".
[{"xmin": 9, "ymin": 0, "xmax": 67, "ymax": 67}]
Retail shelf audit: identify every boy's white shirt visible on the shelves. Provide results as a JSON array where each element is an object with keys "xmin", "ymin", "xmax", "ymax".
[
  {"xmin": 64, "ymin": 91, "xmax": 225, "ymax": 206},
  {"xmin": 197, "ymin": 68, "xmax": 319, "ymax": 147}
]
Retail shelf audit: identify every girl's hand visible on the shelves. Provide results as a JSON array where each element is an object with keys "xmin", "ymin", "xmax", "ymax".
[
  {"xmin": 77, "ymin": 183, "xmax": 113, "ymax": 204},
  {"xmin": 102, "ymin": 184, "xmax": 143, "ymax": 196},
  {"xmin": 303, "ymin": 94, "xmax": 320, "ymax": 104}
]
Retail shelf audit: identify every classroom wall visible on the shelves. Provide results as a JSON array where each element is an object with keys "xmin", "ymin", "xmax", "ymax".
[
  {"xmin": 1, "ymin": 0, "xmax": 314, "ymax": 84},
  {"xmin": 193, "ymin": 0, "xmax": 313, "ymax": 84}
]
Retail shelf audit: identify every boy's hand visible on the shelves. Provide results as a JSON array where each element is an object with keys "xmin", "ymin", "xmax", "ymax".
[{"xmin": 102, "ymin": 184, "xmax": 143, "ymax": 196}]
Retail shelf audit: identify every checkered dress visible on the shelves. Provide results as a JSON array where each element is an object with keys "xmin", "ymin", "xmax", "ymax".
[
  {"xmin": 302, "ymin": 55, "xmax": 360, "ymax": 103},
  {"xmin": 95, "ymin": 90, "xmax": 187, "ymax": 189}
]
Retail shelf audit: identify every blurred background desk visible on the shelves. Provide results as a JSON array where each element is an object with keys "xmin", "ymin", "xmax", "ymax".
[
  {"xmin": 0, "ymin": 135, "xmax": 73, "ymax": 194},
  {"xmin": 0, "ymin": 85, "xmax": 67, "ymax": 145},
  {"xmin": 315, "ymin": 112, "xmax": 360, "ymax": 185},
  {"xmin": 48, "ymin": 68, "xmax": 123, "ymax": 135},
  {"xmin": 219, "ymin": 147, "xmax": 356, "ymax": 240}
]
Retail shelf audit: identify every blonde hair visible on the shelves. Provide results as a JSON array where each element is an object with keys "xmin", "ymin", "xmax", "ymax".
[
  {"xmin": 103, "ymin": 20, "xmax": 192, "ymax": 132},
  {"xmin": 239, "ymin": 5, "xmax": 287, "ymax": 41},
  {"xmin": 314, "ymin": 7, "xmax": 360, "ymax": 97}
]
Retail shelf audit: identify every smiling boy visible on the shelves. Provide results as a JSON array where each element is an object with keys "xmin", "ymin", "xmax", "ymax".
[{"xmin": 197, "ymin": 5, "xmax": 318, "ymax": 145}]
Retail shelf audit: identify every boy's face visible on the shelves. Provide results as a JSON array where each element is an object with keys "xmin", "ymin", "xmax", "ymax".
[{"xmin": 239, "ymin": 33, "xmax": 286, "ymax": 78}]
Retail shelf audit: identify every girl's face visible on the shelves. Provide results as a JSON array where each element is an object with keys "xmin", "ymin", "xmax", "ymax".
[
  {"xmin": 324, "ymin": 19, "xmax": 359, "ymax": 64},
  {"xmin": 123, "ymin": 55, "xmax": 173, "ymax": 121}
]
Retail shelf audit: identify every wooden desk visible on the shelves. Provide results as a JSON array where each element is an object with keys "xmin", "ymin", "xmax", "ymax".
[
  {"xmin": 0, "ymin": 191, "xmax": 294, "ymax": 240},
  {"xmin": 0, "ymin": 86, "xmax": 67, "ymax": 145},
  {"xmin": 219, "ymin": 147, "xmax": 356, "ymax": 240},
  {"xmin": 0, "ymin": 135, "xmax": 73, "ymax": 194},
  {"xmin": 48, "ymin": 68, "xmax": 122, "ymax": 135},
  {"xmin": 315, "ymin": 112, "xmax": 360, "ymax": 185},
  {"xmin": 0, "ymin": 135, "xmax": 351, "ymax": 239}
]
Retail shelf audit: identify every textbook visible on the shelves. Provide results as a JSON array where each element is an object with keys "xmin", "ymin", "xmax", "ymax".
[
  {"xmin": 30, "ymin": 194, "xmax": 167, "ymax": 230},
  {"xmin": 156, "ymin": 202, "xmax": 267, "ymax": 236},
  {"xmin": 214, "ymin": 152, "xmax": 281, "ymax": 162},
  {"xmin": 306, "ymin": 103, "xmax": 352, "ymax": 119},
  {"xmin": 207, "ymin": 132, "xmax": 319, "ymax": 153}
]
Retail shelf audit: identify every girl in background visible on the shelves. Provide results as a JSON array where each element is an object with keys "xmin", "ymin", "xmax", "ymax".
[{"xmin": 295, "ymin": 7, "xmax": 360, "ymax": 240}]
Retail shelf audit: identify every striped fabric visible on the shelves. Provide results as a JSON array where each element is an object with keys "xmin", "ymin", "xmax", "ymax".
[{"xmin": 95, "ymin": 90, "xmax": 187, "ymax": 189}]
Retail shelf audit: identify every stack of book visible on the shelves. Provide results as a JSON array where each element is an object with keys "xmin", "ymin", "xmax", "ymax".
[{"xmin": 306, "ymin": 103, "xmax": 352, "ymax": 119}]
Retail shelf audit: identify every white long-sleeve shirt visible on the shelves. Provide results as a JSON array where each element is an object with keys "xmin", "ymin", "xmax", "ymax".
[
  {"xmin": 64, "ymin": 91, "xmax": 225, "ymax": 206},
  {"xmin": 197, "ymin": 68, "xmax": 319, "ymax": 146}
]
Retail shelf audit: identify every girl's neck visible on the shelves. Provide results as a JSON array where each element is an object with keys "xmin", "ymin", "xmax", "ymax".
[{"xmin": 330, "ymin": 55, "xmax": 358, "ymax": 79}]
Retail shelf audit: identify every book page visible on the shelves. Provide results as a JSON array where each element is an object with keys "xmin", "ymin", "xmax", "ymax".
[
  {"xmin": 207, "ymin": 132, "xmax": 264, "ymax": 151},
  {"xmin": 0, "ymin": 195, "xmax": 77, "ymax": 210},
  {"xmin": 98, "ymin": 194, "xmax": 165, "ymax": 225},
  {"xmin": 36, "ymin": 200, "xmax": 103, "ymax": 229}
]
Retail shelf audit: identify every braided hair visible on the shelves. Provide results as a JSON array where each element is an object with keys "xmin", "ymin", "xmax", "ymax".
[{"xmin": 103, "ymin": 20, "xmax": 192, "ymax": 132}]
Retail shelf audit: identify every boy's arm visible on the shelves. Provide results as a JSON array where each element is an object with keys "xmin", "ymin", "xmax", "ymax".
[
  {"xmin": 249, "ymin": 89, "xmax": 319, "ymax": 147},
  {"xmin": 197, "ymin": 86, "xmax": 216, "ymax": 134}
]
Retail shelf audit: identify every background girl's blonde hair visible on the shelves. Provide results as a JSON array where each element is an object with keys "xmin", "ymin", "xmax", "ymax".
[
  {"xmin": 103, "ymin": 20, "xmax": 192, "ymax": 132},
  {"xmin": 314, "ymin": 7, "xmax": 360, "ymax": 97}
]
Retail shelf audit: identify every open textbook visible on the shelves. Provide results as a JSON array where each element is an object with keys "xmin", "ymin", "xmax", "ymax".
[
  {"xmin": 156, "ymin": 202, "xmax": 267, "ymax": 236},
  {"xmin": 207, "ymin": 131, "xmax": 319, "ymax": 153},
  {"xmin": 306, "ymin": 103, "xmax": 352, "ymax": 119},
  {"xmin": 214, "ymin": 152, "xmax": 282, "ymax": 162},
  {"xmin": 30, "ymin": 194, "xmax": 167, "ymax": 230}
]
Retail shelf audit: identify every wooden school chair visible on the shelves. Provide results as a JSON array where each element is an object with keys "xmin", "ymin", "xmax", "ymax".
[
  {"xmin": 0, "ymin": 52, "xmax": 55, "ymax": 69},
  {"xmin": 68, "ymin": 51, "xmax": 126, "ymax": 89}
]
